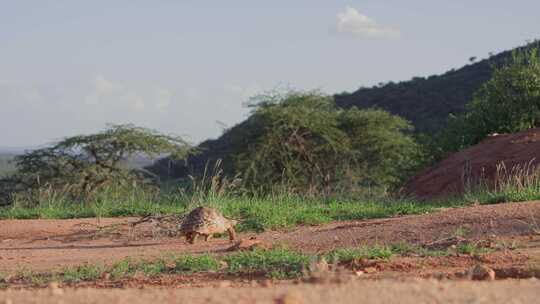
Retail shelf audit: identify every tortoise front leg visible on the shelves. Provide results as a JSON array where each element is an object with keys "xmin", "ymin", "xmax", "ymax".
[{"xmin": 204, "ymin": 234, "xmax": 213, "ymax": 242}]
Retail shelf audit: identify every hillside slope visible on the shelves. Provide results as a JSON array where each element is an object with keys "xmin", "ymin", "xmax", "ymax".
[
  {"xmin": 403, "ymin": 128, "xmax": 540, "ymax": 198},
  {"xmin": 149, "ymin": 43, "xmax": 537, "ymax": 179}
]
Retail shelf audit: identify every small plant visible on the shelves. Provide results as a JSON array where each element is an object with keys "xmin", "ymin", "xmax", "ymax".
[
  {"xmin": 173, "ymin": 254, "xmax": 220, "ymax": 273},
  {"xmin": 326, "ymin": 245, "xmax": 394, "ymax": 264},
  {"xmin": 138, "ymin": 259, "xmax": 168, "ymax": 277},
  {"xmin": 453, "ymin": 226, "xmax": 470, "ymax": 238},
  {"xmin": 62, "ymin": 264, "xmax": 105, "ymax": 283},
  {"xmin": 225, "ymin": 248, "xmax": 309, "ymax": 279}
]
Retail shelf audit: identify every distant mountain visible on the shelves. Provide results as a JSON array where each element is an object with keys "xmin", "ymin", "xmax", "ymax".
[
  {"xmin": 0, "ymin": 147, "xmax": 34, "ymax": 155},
  {"xmin": 147, "ymin": 42, "xmax": 538, "ymax": 179},
  {"xmin": 335, "ymin": 42, "xmax": 538, "ymax": 134}
]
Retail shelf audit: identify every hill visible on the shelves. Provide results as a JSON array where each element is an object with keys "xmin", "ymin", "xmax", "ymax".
[
  {"xmin": 335, "ymin": 43, "xmax": 537, "ymax": 134},
  {"xmin": 403, "ymin": 127, "xmax": 540, "ymax": 199},
  {"xmin": 149, "ymin": 42, "xmax": 538, "ymax": 179}
]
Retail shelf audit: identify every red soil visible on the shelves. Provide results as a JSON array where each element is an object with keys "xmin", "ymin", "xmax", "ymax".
[{"xmin": 404, "ymin": 128, "xmax": 540, "ymax": 198}]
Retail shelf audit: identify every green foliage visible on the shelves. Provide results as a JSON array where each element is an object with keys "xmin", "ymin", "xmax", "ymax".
[
  {"xmin": 236, "ymin": 90, "xmax": 422, "ymax": 195},
  {"xmin": 339, "ymin": 108, "xmax": 423, "ymax": 187},
  {"xmin": 173, "ymin": 254, "xmax": 220, "ymax": 273},
  {"xmin": 0, "ymin": 154, "xmax": 16, "ymax": 177},
  {"xmin": 440, "ymin": 47, "xmax": 540, "ymax": 152},
  {"xmin": 0, "ymin": 124, "xmax": 190, "ymax": 205},
  {"xmin": 225, "ymin": 248, "xmax": 309, "ymax": 279},
  {"xmin": 0, "ymin": 189, "xmax": 451, "ymax": 230},
  {"xmin": 463, "ymin": 161, "xmax": 540, "ymax": 204},
  {"xmin": 62, "ymin": 264, "xmax": 105, "ymax": 283},
  {"xmin": 326, "ymin": 245, "xmax": 394, "ymax": 263}
]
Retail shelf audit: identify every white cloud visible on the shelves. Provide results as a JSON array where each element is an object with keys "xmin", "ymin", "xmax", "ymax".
[{"xmin": 335, "ymin": 7, "xmax": 400, "ymax": 39}]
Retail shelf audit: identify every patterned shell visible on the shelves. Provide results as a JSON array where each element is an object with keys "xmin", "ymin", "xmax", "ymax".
[{"xmin": 179, "ymin": 207, "xmax": 233, "ymax": 235}]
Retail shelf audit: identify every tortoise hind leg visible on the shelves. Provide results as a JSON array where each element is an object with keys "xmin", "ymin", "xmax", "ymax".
[
  {"xmin": 227, "ymin": 228, "xmax": 236, "ymax": 242},
  {"xmin": 189, "ymin": 233, "xmax": 199, "ymax": 244},
  {"xmin": 185, "ymin": 232, "xmax": 198, "ymax": 244},
  {"xmin": 204, "ymin": 234, "xmax": 213, "ymax": 242}
]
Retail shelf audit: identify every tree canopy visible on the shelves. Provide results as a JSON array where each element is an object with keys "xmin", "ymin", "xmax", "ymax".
[
  {"xmin": 235, "ymin": 90, "xmax": 423, "ymax": 195},
  {"xmin": 439, "ymin": 47, "xmax": 540, "ymax": 153},
  {"xmin": 0, "ymin": 124, "xmax": 190, "ymax": 204}
]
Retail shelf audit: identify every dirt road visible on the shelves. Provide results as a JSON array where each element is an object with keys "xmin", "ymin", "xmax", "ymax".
[
  {"xmin": 1, "ymin": 279, "xmax": 539, "ymax": 304},
  {"xmin": 1, "ymin": 201, "xmax": 539, "ymax": 272}
]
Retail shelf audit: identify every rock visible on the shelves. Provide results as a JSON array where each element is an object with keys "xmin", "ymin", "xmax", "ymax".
[
  {"xmin": 227, "ymin": 237, "xmax": 271, "ymax": 251},
  {"xmin": 276, "ymin": 292, "xmax": 303, "ymax": 304},
  {"xmin": 218, "ymin": 280, "xmax": 232, "ymax": 288},
  {"xmin": 101, "ymin": 272, "xmax": 111, "ymax": 281},
  {"xmin": 48, "ymin": 282, "xmax": 64, "ymax": 295},
  {"xmin": 364, "ymin": 267, "xmax": 377, "ymax": 274},
  {"xmin": 261, "ymin": 279, "xmax": 273, "ymax": 288},
  {"xmin": 468, "ymin": 264, "xmax": 496, "ymax": 281}
]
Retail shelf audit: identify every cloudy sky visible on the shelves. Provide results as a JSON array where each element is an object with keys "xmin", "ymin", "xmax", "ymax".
[{"xmin": 1, "ymin": 1, "xmax": 539, "ymax": 147}]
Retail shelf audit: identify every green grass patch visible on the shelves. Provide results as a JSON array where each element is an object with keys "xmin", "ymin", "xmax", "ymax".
[
  {"xmin": 225, "ymin": 248, "xmax": 309, "ymax": 279},
  {"xmin": 0, "ymin": 194, "xmax": 467, "ymax": 233},
  {"xmin": 326, "ymin": 245, "xmax": 394, "ymax": 263},
  {"xmin": 172, "ymin": 254, "xmax": 220, "ymax": 273},
  {"xmin": 62, "ymin": 264, "xmax": 105, "ymax": 283}
]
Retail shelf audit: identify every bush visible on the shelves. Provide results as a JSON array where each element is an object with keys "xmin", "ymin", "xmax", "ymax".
[
  {"xmin": 440, "ymin": 47, "xmax": 540, "ymax": 153},
  {"xmin": 236, "ymin": 90, "xmax": 423, "ymax": 195}
]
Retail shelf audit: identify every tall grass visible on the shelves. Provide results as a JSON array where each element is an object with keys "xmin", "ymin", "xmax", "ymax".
[
  {"xmin": 464, "ymin": 160, "xmax": 540, "ymax": 204},
  {"xmin": 0, "ymin": 185, "xmax": 455, "ymax": 231},
  {"xmin": 2, "ymin": 159, "xmax": 539, "ymax": 230}
]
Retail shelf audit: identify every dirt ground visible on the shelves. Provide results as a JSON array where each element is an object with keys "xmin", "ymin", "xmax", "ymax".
[
  {"xmin": 1, "ymin": 201, "xmax": 540, "ymax": 303},
  {"xmin": 1, "ymin": 279, "xmax": 540, "ymax": 304},
  {"xmin": 1, "ymin": 201, "xmax": 539, "ymax": 272}
]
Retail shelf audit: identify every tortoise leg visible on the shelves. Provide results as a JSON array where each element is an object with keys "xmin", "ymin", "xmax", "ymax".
[
  {"xmin": 204, "ymin": 234, "xmax": 213, "ymax": 242},
  {"xmin": 184, "ymin": 232, "xmax": 193, "ymax": 244},
  {"xmin": 227, "ymin": 228, "xmax": 236, "ymax": 242},
  {"xmin": 189, "ymin": 233, "xmax": 198, "ymax": 244}
]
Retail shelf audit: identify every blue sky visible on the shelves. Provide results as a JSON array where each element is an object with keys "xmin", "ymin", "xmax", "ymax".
[{"xmin": 1, "ymin": 1, "xmax": 539, "ymax": 147}]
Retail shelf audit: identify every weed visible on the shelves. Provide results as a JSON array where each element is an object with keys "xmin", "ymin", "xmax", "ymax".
[
  {"xmin": 62, "ymin": 264, "xmax": 105, "ymax": 283},
  {"xmin": 109, "ymin": 258, "xmax": 137, "ymax": 279},
  {"xmin": 225, "ymin": 248, "xmax": 309, "ymax": 279},
  {"xmin": 326, "ymin": 245, "xmax": 394, "ymax": 263},
  {"xmin": 453, "ymin": 226, "xmax": 470, "ymax": 238},
  {"xmin": 173, "ymin": 254, "xmax": 220, "ymax": 273},
  {"xmin": 138, "ymin": 259, "xmax": 168, "ymax": 277}
]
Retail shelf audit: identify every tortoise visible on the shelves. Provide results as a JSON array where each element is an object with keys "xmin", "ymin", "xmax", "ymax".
[{"xmin": 179, "ymin": 206, "xmax": 238, "ymax": 244}]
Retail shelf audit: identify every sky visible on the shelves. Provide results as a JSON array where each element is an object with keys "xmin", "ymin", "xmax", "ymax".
[{"xmin": 1, "ymin": 1, "xmax": 539, "ymax": 147}]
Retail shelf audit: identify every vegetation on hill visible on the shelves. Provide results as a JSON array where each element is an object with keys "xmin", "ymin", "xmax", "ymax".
[
  {"xmin": 150, "ymin": 42, "xmax": 539, "ymax": 181},
  {"xmin": 236, "ymin": 90, "xmax": 422, "ymax": 195},
  {"xmin": 439, "ymin": 47, "xmax": 540, "ymax": 152},
  {"xmin": 153, "ymin": 90, "xmax": 422, "ymax": 195},
  {"xmin": 335, "ymin": 42, "xmax": 539, "ymax": 135},
  {"xmin": 0, "ymin": 154, "xmax": 16, "ymax": 177}
]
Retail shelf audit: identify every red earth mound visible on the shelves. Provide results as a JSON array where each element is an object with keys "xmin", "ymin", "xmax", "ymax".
[{"xmin": 404, "ymin": 128, "xmax": 540, "ymax": 199}]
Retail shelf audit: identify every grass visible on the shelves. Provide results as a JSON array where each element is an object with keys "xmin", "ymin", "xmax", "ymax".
[
  {"xmin": 464, "ymin": 161, "xmax": 540, "ymax": 204},
  {"xmin": 224, "ymin": 248, "xmax": 309, "ymax": 279},
  {"xmin": 4, "ymin": 239, "xmax": 505, "ymax": 287},
  {"xmin": 173, "ymin": 254, "xmax": 220, "ymax": 273},
  {"xmin": 0, "ymin": 191, "xmax": 467, "ymax": 232},
  {"xmin": 63, "ymin": 264, "xmax": 105, "ymax": 283},
  {"xmin": 326, "ymin": 245, "xmax": 394, "ymax": 263}
]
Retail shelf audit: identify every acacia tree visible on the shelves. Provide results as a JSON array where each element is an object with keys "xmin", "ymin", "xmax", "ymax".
[
  {"xmin": 1, "ymin": 124, "xmax": 190, "ymax": 204},
  {"xmin": 237, "ymin": 90, "xmax": 350, "ymax": 194},
  {"xmin": 236, "ymin": 90, "xmax": 422, "ymax": 195}
]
